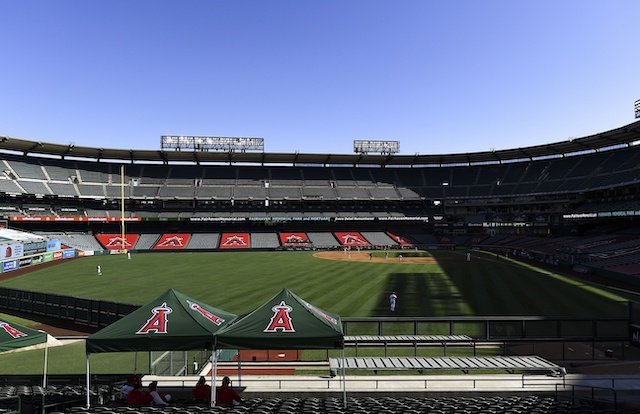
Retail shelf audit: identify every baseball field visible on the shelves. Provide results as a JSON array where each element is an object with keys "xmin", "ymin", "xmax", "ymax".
[
  {"xmin": 0, "ymin": 248, "xmax": 630, "ymax": 317},
  {"xmin": 0, "ymin": 248, "xmax": 633, "ymax": 374}
]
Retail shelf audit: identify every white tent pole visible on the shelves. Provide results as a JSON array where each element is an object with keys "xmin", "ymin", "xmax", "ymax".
[
  {"xmin": 40, "ymin": 331, "xmax": 48, "ymax": 389},
  {"xmin": 237, "ymin": 351, "xmax": 242, "ymax": 386},
  {"xmin": 211, "ymin": 346, "xmax": 218, "ymax": 407},
  {"xmin": 341, "ymin": 347, "xmax": 347, "ymax": 408},
  {"xmin": 85, "ymin": 354, "xmax": 91, "ymax": 408}
]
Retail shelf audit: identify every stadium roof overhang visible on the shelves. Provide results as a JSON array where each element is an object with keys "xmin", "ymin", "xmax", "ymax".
[{"xmin": 1, "ymin": 120, "xmax": 639, "ymax": 167}]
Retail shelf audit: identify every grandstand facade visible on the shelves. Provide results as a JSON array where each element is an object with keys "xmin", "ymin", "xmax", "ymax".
[{"xmin": 1, "ymin": 121, "xmax": 640, "ymax": 232}]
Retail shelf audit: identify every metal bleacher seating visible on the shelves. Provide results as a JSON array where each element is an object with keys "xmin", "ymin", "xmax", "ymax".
[
  {"xmin": 76, "ymin": 184, "xmax": 106, "ymax": 198},
  {"xmin": 359, "ymin": 231, "xmax": 395, "ymax": 246},
  {"xmin": 135, "ymin": 234, "xmax": 161, "ymax": 250},
  {"xmin": 44, "ymin": 164, "xmax": 76, "ymax": 181},
  {"xmin": 47, "ymin": 182, "xmax": 78, "ymax": 197},
  {"xmin": 158, "ymin": 185, "xmax": 195, "ymax": 199},
  {"xmin": 329, "ymin": 355, "xmax": 565, "ymax": 376},
  {"xmin": 35, "ymin": 232, "xmax": 104, "ymax": 251},
  {"xmin": 195, "ymin": 185, "xmax": 233, "ymax": 199},
  {"xmin": 17, "ymin": 180, "xmax": 50, "ymax": 196},
  {"xmin": 267, "ymin": 186, "xmax": 302, "ymax": 200},
  {"xmin": 185, "ymin": 233, "xmax": 220, "ymax": 249},
  {"xmin": 250, "ymin": 232, "xmax": 280, "ymax": 249},
  {"xmin": 0, "ymin": 177, "xmax": 23, "ymax": 195},
  {"xmin": 131, "ymin": 186, "xmax": 161, "ymax": 198},
  {"xmin": 301, "ymin": 184, "xmax": 337, "ymax": 200},
  {"xmin": 307, "ymin": 232, "xmax": 340, "ymax": 248},
  {"xmin": 5, "ymin": 160, "xmax": 47, "ymax": 180}
]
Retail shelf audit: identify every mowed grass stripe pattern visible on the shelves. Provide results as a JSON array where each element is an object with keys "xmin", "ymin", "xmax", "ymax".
[{"xmin": 0, "ymin": 250, "xmax": 629, "ymax": 317}]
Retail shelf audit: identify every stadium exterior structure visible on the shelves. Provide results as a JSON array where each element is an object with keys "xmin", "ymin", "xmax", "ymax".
[{"xmin": 1, "ymin": 121, "xmax": 640, "ymax": 238}]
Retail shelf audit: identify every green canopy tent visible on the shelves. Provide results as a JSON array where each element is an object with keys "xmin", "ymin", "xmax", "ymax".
[
  {"xmin": 0, "ymin": 318, "xmax": 50, "ymax": 386},
  {"xmin": 215, "ymin": 288, "xmax": 346, "ymax": 406},
  {"xmin": 85, "ymin": 289, "xmax": 237, "ymax": 407}
]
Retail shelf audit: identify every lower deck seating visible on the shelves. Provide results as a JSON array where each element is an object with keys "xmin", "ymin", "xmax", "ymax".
[{"xmin": 60, "ymin": 395, "xmax": 614, "ymax": 413}]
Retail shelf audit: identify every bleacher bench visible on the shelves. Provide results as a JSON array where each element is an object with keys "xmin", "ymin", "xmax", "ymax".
[
  {"xmin": 343, "ymin": 335, "xmax": 474, "ymax": 356},
  {"xmin": 329, "ymin": 355, "xmax": 565, "ymax": 376}
]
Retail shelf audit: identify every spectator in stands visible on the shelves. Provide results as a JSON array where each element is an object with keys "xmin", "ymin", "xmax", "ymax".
[
  {"xmin": 192, "ymin": 376, "xmax": 211, "ymax": 401},
  {"xmin": 216, "ymin": 376, "xmax": 242, "ymax": 406},
  {"xmin": 120, "ymin": 375, "xmax": 138, "ymax": 400},
  {"xmin": 126, "ymin": 382, "xmax": 152, "ymax": 405},
  {"xmin": 148, "ymin": 381, "xmax": 171, "ymax": 405}
]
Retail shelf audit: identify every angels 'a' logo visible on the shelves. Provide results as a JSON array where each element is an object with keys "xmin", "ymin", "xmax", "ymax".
[
  {"xmin": 0, "ymin": 322, "xmax": 27, "ymax": 338},
  {"xmin": 158, "ymin": 236, "xmax": 185, "ymax": 247},
  {"xmin": 106, "ymin": 237, "xmax": 132, "ymax": 247},
  {"xmin": 264, "ymin": 301, "xmax": 295, "ymax": 332},
  {"xmin": 341, "ymin": 234, "xmax": 366, "ymax": 245},
  {"xmin": 136, "ymin": 302, "xmax": 172, "ymax": 334},
  {"xmin": 187, "ymin": 300, "xmax": 225, "ymax": 326},
  {"xmin": 223, "ymin": 235, "xmax": 247, "ymax": 246}
]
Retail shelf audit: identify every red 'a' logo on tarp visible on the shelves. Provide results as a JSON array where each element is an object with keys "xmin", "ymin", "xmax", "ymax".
[
  {"xmin": 136, "ymin": 302, "xmax": 172, "ymax": 334},
  {"xmin": 188, "ymin": 301, "xmax": 225, "ymax": 326},
  {"xmin": 158, "ymin": 236, "xmax": 184, "ymax": 247},
  {"xmin": 0, "ymin": 322, "xmax": 27, "ymax": 338},
  {"xmin": 264, "ymin": 301, "xmax": 295, "ymax": 332}
]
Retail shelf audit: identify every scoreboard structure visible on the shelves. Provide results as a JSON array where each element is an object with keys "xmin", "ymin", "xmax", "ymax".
[
  {"xmin": 353, "ymin": 140, "xmax": 400, "ymax": 155},
  {"xmin": 161, "ymin": 135, "xmax": 264, "ymax": 152}
]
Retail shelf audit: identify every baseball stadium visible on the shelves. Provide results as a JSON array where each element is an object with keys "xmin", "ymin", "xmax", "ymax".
[{"xmin": 2, "ymin": 118, "xmax": 640, "ymax": 413}]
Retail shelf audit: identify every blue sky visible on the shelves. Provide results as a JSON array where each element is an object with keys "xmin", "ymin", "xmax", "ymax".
[{"xmin": 1, "ymin": 1, "xmax": 639, "ymax": 156}]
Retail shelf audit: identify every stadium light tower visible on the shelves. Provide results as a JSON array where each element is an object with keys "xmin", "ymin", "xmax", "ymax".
[
  {"xmin": 161, "ymin": 136, "xmax": 264, "ymax": 152},
  {"xmin": 635, "ymin": 99, "xmax": 640, "ymax": 119},
  {"xmin": 353, "ymin": 140, "xmax": 400, "ymax": 155}
]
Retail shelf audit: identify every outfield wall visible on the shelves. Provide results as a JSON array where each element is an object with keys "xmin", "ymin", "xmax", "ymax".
[{"xmin": 0, "ymin": 286, "xmax": 631, "ymax": 341}]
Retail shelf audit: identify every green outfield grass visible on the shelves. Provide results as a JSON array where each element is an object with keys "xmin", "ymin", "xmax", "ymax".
[
  {"xmin": 0, "ymin": 249, "xmax": 629, "ymax": 317},
  {"xmin": 0, "ymin": 249, "xmax": 632, "ymax": 375}
]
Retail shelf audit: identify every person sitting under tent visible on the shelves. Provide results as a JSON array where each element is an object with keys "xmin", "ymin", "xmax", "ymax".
[
  {"xmin": 148, "ymin": 381, "xmax": 171, "ymax": 405},
  {"xmin": 216, "ymin": 376, "xmax": 242, "ymax": 406},
  {"xmin": 192, "ymin": 376, "xmax": 211, "ymax": 401},
  {"xmin": 119, "ymin": 375, "xmax": 139, "ymax": 400},
  {"xmin": 126, "ymin": 382, "xmax": 152, "ymax": 406}
]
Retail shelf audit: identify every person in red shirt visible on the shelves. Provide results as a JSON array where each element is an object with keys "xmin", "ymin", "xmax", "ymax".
[
  {"xmin": 216, "ymin": 376, "xmax": 242, "ymax": 406},
  {"xmin": 126, "ymin": 383, "xmax": 152, "ymax": 406},
  {"xmin": 192, "ymin": 376, "xmax": 211, "ymax": 401}
]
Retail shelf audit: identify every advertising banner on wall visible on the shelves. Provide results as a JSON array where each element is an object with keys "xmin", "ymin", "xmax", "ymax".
[
  {"xmin": 2, "ymin": 260, "xmax": 18, "ymax": 273},
  {"xmin": 2, "ymin": 244, "xmax": 24, "ymax": 259},
  {"xmin": 47, "ymin": 240, "xmax": 62, "ymax": 251}
]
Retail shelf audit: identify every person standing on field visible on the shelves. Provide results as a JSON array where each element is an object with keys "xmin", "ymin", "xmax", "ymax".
[{"xmin": 389, "ymin": 291, "xmax": 398, "ymax": 312}]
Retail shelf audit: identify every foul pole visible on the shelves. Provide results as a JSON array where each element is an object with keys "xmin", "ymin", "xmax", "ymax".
[{"xmin": 121, "ymin": 165, "xmax": 126, "ymax": 252}]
